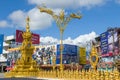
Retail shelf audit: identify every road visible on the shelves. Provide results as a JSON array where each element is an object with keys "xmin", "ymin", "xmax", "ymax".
[
  {"xmin": 0, "ymin": 73, "xmax": 4, "ymax": 78},
  {"xmin": 0, "ymin": 73, "xmax": 60, "ymax": 80},
  {"xmin": 0, "ymin": 73, "xmax": 43, "ymax": 80}
]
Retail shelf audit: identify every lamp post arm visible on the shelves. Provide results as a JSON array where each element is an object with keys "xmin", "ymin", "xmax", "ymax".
[
  {"xmin": 70, "ymin": 13, "xmax": 82, "ymax": 19},
  {"xmin": 38, "ymin": 7, "xmax": 53, "ymax": 15},
  {"xmin": 39, "ymin": 7, "xmax": 59, "ymax": 21}
]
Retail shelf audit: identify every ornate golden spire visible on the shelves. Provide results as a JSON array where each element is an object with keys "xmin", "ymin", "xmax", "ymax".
[
  {"xmin": 90, "ymin": 45, "xmax": 98, "ymax": 70},
  {"xmin": 26, "ymin": 16, "xmax": 30, "ymax": 32}
]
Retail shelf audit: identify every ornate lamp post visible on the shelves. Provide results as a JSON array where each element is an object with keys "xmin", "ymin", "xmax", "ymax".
[
  {"xmin": 52, "ymin": 53, "xmax": 56, "ymax": 70},
  {"xmin": 38, "ymin": 6, "xmax": 82, "ymax": 71}
]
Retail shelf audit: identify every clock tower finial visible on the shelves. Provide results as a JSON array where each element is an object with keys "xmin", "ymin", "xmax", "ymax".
[{"xmin": 26, "ymin": 16, "xmax": 30, "ymax": 32}]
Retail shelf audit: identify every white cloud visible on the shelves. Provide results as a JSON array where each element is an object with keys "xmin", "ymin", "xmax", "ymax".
[
  {"xmin": 63, "ymin": 37, "xmax": 73, "ymax": 45},
  {"xmin": 28, "ymin": 0, "xmax": 75, "ymax": 9},
  {"xmin": 40, "ymin": 31, "xmax": 98, "ymax": 47},
  {"xmin": 8, "ymin": 10, "xmax": 26, "ymax": 27},
  {"xmin": 115, "ymin": 0, "xmax": 120, "ymax": 4},
  {"xmin": 28, "ymin": 8, "xmax": 53, "ymax": 30},
  {"xmin": 78, "ymin": 0, "xmax": 106, "ymax": 8},
  {"xmin": 0, "ymin": 20, "xmax": 9, "ymax": 27},
  {"xmin": 1, "ymin": 0, "xmax": 109, "ymax": 30},
  {"xmin": 0, "ymin": 0, "xmax": 111, "ymax": 30},
  {"xmin": 40, "ymin": 36, "xmax": 59, "ymax": 44},
  {"xmin": 73, "ymin": 31, "xmax": 97, "ymax": 46},
  {"xmin": 7, "ymin": 8, "xmax": 62, "ymax": 30},
  {"xmin": 28, "ymin": 0, "xmax": 108, "ymax": 9}
]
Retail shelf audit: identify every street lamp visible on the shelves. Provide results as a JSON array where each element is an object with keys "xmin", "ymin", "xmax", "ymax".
[{"xmin": 38, "ymin": 6, "xmax": 82, "ymax": 71}]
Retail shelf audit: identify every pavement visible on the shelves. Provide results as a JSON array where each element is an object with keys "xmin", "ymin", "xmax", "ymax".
[
  {"xmin": 0, "ymin": 78, "xmax": 44, "ymax": 80},
  {"xmin": 0, "ymin": 73, "xmax": 43, "ymax": 80},
  {"xmin": 0, "ymin": 73, "xmax": 4, "ymax": 78},
  {"xmin": 0, "ymin": 73, "xmax": 61, "ymax": 80}
]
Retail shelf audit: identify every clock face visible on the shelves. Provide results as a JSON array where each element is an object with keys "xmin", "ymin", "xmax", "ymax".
[
  {"xmin": 27, "ymin": 43, "xmax": 31, "ymax": 48},
  {"xmin": 91, "ymin": 56, "xmax": 96, "ymax": 62}
]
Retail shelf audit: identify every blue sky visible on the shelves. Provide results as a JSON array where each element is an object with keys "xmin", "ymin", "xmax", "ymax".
[{"xmin": 0, "ymin": 0, "xmax": 120, "ymax": 44}]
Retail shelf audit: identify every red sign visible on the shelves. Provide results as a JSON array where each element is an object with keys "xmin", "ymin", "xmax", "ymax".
[
  {"xmin": 16, "ymin": 30, "xmax": 23, "ymax": 43},
  {"xmin": 32, "ymin": 33, "xmax": 40, "ymax": 44},
  {"xmin": 16, "ymin": 30, "xmax": 40, "ymax": 44},
  {"xmin": 102, "ymin": 52, "xmax": 113, "ymax": 57}
]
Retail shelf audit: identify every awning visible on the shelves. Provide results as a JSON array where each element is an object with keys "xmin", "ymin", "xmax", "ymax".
[
  {"xmin": 102, "ymin": 52, "xmax": 113, "ymax": 57},
  {"xmin": 5, "ymin": 67, "xmax": 13, "ymax": 70}
]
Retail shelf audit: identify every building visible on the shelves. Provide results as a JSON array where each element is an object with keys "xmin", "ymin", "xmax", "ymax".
[
  {"xmin": 0, "ymin": 35, "xmax": 14, "ymax": 72},
  {"xmin": 95, "ymin": 27, "xmax": 120, "ymax": 71}
]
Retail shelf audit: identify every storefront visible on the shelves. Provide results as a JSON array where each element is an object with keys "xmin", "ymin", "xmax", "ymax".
[{"xmin": 0, "ymin": 61, "xmax": 7, "ymax": 72}]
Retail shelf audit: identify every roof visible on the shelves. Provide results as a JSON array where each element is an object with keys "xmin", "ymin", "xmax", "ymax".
[
  {"xmin": 3, "ymin": 42, "xmax": 9, "ymax": 47},
  {"xmin": 3, "ymin": 49, "xmax": 9, "ymax": 54},
  {"xmin": 0, "ymin": 54, "xmax": 7, "ymax": 62},
  {"xmin": 5, "ymin": 35, "xmax": 15, "ymax": 41}
]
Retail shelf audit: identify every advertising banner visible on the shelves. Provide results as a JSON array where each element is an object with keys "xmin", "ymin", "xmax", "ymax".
[
  {"xmin": 56, "ymin": 44, "xmax": 77, "ymax": 55},
  {"xmin": 16, "ymin": 30, "xmax": 23, "ymax": 43},
  {"xmin": 0, "ymin": 34, "xmax": 4, "ymax": 54},
  {"xmin": 79, "ymin": 47, "xmax": 86, "ymax": 64},
  {"xmin": 32, "ymin": 33, "xmax": 40, "ymax": 44},
  {"xmin": 101, "ymin": 30, "xmax": 119, "ymax": 56},
  {"xmin": 100, "ymin": 32, "xmax": 108, "ymax": 54},
  {"xmin": 108, "ymin": 31, "xmax": 118, "ymax": 44},
  {"xmin": 56, "ymin": 44, "xmax": 78, "ymax": 64},
  {"xmin": 16, "ymin": 30, "xmax": 40, "ymax": 44},
  {"xmin": 108, "ymin": 31, "xmax": 119, "ymax": 55}
]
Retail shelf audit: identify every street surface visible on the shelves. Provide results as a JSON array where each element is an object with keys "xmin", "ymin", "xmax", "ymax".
[
  {"xmin": 0, "ymin": 73, "xmax": 4, "ymax": 78},
  {"xmin": 0, "ymin": 73, "xmax": 61, "ymax": 80},
  {"xmin": 0, "ymin": 73, "xmax": 42, "ymax": 80}
]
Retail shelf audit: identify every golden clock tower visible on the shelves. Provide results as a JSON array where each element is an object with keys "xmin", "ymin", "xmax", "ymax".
[{"xmin": 5, "ymin": 17, "xmax": 39, "ymax": 77}]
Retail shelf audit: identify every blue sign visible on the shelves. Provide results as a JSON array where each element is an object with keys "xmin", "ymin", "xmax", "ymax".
[
  {"xmin": 56, "ymin": 44, "xmax": 77, "ymax": 55},
  {"xmin": 56, "ymin": 44, "xmax": 78, "ymax": 64},
  {"xmin": 56, "ymin": 58, "xmax": 60, "ymax": 64},
  {"xmin": 100, "ymin": 32, "xmax": 108, "ymax": 54},
  {"xmin": 0, "ymin": 34, "xmax": 4, "ymax": 54}
]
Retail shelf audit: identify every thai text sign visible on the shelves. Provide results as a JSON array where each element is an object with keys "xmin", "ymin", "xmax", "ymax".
[
  {"xmin": 100, "ymin": 32, "xmax": 108, "ymax": 54},
  {"xmin": 56, "ymin": 44, "xmax": 77, "ymax": 55},
  {"xmin": 16, "ymin": 30, "xmax": 40, "ymax": 44}
]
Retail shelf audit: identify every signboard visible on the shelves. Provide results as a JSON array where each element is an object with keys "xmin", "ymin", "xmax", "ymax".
[
  {"xmin": 16, "ymin": 30, "xmax": 23, "ymax": 43},
  {"xmin": 56, "ymin": 44, "xmax": 77, "ymax": 55},
  {"xmin": 0, "ymin": 34, "xmax": 4, "ymax": 54},
  {"xmin": 56, "ymin": 44, "xmax": 78, "ymax": 64},
  {"xmin": 16, "ymin": 30, "xmax": 40, "ymax": 44},
  {"xmin": 100, "ymin": 30, "xmax": 119, "ymax": 56},
  {"xmin": 108, "ymin": 31, "xmax": 118, "ymax": 44},
  {"xmin": 108, "ymin": 31, "xmax": 119, "ymax": 55},
  {"xmin": 32, "ymin": 33, "xmax": 40, "ymax": 44},
  {"xmin": 100, "ymin": 32, "xmax": 108, "ymax": 54},
  {"xmin": 79, "ymin": 47, "xmax": 86, "ymax": 64}
]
